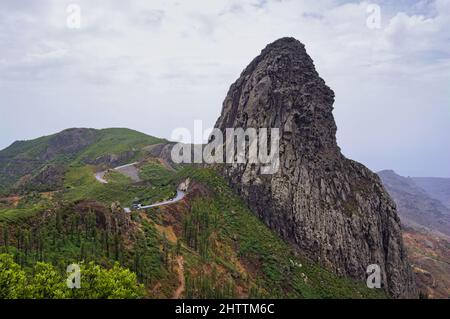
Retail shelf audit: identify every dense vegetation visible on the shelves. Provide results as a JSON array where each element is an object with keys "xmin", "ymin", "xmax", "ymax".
[
  {"xmin": 139, "ymin": 160, "xmax": 174, "ymax": 186},
  {"xmin": 0, "ymin": 253, "xmax": 144, "ymax": 299},
  {"xmin": 73, "ymin": 128, "xmax": 162, "ymax": 161},
  {"xmin": 0, "ymin": 128, "xmax": 164, "ymax": 196},
  {"xmin": 0, "ymin": 129, "xmax": 387, "ymax": 299},
  {"xmin": 173, "ymin": 167, "xmax": 387, "ymax": 299},
  {"xmin": 63, "ymin": 164, "xmax": 175, "ymax": 207}
]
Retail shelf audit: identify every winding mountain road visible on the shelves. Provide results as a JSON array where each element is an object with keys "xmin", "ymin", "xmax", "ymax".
[
  {"xmin": 137, "ymin": 190, "xmax": 185, "ymax": 210},
  {"xmin": 94, "ymin": 162, "xmax": 186, "ymax": 210},
  {"xmin": 94, "ymin": 162, "xmax": 140, "ymax": 184},
  {"xmin": 94, "ymin": 171, "xmax": 108, "ymax": 184}
]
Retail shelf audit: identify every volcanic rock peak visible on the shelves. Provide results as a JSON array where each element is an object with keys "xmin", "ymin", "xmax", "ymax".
[{"xmin": 214, "ymin": 37, "xmax": 417, "ymax": 298}]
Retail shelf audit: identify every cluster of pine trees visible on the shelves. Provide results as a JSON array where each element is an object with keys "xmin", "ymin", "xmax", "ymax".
[
  {"xmin": 0, "ymin": 206, "xmax": 125, "ymax": 268},
  {"xmin": 0, "ymin": 197, "xmax": 184, "ymax": 298},
  {"xmin": 184, "ymin": 266, "xmax": 235, "ymax": 298},
  {"xmin": 182, "ymin": 200, "xmax": 219, "ymax": 260},
  {"xmin": 132, "ymin": 220, "xmax": 168, "ymax": 285}
]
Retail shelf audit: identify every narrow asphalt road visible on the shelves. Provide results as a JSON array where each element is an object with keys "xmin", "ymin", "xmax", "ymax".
[
  {"xmin": 94, "ymin": 171, "xmax": 108, "ymax": 184},
  {"xmin": 137, "ymin": 190, "xmax": 185, "ymax": 210},
  {"xmin": 94, "ymin": 162, "xmax": 186, "ymax": 210},
  {"xmin": 94, "ymin": 162, "xmax": 139, "ymax": 184}
]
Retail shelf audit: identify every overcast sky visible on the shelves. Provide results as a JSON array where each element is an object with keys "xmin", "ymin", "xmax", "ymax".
[{"xmin": 0, "ymin": 0, "xmax": 449, "ymax": 177}]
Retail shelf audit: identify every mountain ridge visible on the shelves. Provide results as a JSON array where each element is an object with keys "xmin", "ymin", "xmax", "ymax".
[
  {"xmin": 378, "ymin": 169, "xmax": 450, "ymax": 237},
  {"xmin": 0, "ymin": 127, "xmax": 164, "ymax": 195}
]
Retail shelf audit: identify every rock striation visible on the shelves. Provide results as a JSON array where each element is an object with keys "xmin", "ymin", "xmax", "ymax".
[{"xmin": 214, "ymin": 37, "xmax": 417, "ymax": 298}]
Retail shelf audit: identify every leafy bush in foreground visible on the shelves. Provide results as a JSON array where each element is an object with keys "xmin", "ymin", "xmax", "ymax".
[{"xmin": 0, "ymin": 253, "xmax": 144, "ymax": 299}]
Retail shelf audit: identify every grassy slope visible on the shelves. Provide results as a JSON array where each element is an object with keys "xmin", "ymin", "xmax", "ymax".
[
  {"xmin": 0, "ymin": 136, "xmax": 51, "ymax": 160},
  {"xmin": 0, "ymin": 160, "xmax": 180, "ymax": 295},
  {"xmin": 63, "ymin": 164, "xmax": 175, "ymax": 207},
  {"xmin": 0, "ymin": 128, "xmax": 162, "ymax": 162},
  {"xmin": 138, "ymin": 160, "xmax": 174, "ymax": 186},
  {"xmin": 0, "ymin": 135, "xmax": 52, "ymax": 194},
  {"xmin": 0, "ymin": 130, "xmax": 387, "ymax": 298},
  {"xmin": 74, "ymin": 128, "xmax": 164, "ymax": 161},
  {"xmin": 0, "ymin": 127, "xmax": 169, "ymax": 222},
  {"xmin": 0, "ymin": 163, "xmax": 387, "ymax": 298},
  {"xmin": 0, "ymin": 128, "xmax": 164, "ymax": 196}
]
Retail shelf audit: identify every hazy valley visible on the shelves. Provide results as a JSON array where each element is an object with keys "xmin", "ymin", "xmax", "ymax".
[{"xmin": 378, "ymin": 170, "xmax": 450, "ymax": 298}]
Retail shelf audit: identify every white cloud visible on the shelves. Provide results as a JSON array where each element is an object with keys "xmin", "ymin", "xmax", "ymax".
[{"xmin": 0, "ymin": 0, "xmax": 449, "ymax": 176}]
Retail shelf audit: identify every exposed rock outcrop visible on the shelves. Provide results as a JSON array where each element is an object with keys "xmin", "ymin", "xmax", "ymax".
[
  {"xmin": 145, "ymin": 143, "xmax": 177, "ymax": 166},
  {"xmin": 214, "ymin": 37, "xmax": 417, "ymax": 298},
  {"xmin": 0, "ymin": 128, "xmax": 97, "ymax": 194},
  {"xmin": 13, "ymin": 164, "xmax": 66, "ymax": 193},
  {"xmin": 40, "ymin": 128, "xmax": 98, "ymax": 161}
]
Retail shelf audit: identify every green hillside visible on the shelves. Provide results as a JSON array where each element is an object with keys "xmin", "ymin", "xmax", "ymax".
[
  {"xmin": 0, "ymin": 130, "xmax": 386, "ymax": 298},
  {"xmin": 0, "ymin": 128, "xmax": 164, "ymax": 196},
  {"xmin": 74, "ymin": 128, "xmax": 163, "ymax": 161}
]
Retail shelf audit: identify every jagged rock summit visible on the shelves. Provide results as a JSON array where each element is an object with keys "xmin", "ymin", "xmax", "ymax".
[{"xmin": 214, "ymin": 37, "xmax": 417, "ymax": 298}]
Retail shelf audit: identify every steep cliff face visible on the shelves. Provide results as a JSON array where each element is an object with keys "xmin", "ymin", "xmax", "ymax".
[{"xmin": 214, "ymin": 37, "xmax": 417, "ymax": 298}]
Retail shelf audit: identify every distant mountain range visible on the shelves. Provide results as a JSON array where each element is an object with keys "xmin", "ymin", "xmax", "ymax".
[
  {"xmin": 412, "ymin": 177, "xmax": 450, "ymax": 210},
  {"xmin": 378, "ymin": 170, "xmax": 450, "ymax": 237},
  {"xmin": 378, "ymin": 170, "xmax": 450, "ymax": 298}
]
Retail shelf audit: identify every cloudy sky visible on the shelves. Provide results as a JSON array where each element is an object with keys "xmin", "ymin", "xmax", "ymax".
[{"xmin": 0, "ymin": 0, "xmax": 449, "ymax": 177}]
